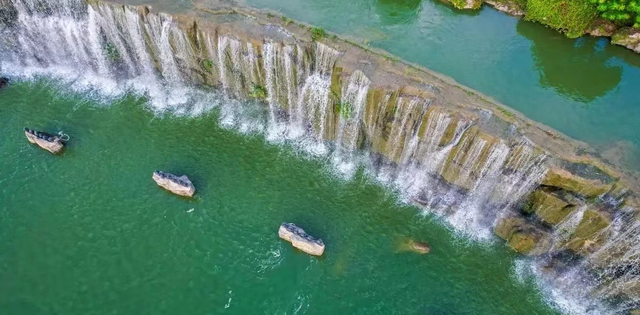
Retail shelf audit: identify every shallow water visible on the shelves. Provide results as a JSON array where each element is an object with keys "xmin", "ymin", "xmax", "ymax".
[{"xmin": 0, "ymin": 80, "xmax": 560, "ymax": 314}]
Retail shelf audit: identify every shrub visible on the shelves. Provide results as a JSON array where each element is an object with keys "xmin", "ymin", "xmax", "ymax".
[{"xmin": 591, "ymin": 0, "xmax": 640, "ymax": 27}]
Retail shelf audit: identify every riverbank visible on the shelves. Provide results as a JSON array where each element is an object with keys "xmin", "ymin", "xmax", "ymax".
[{"xmin": 445, "ymin": 0, "xmax": 640, "ymax": 53}]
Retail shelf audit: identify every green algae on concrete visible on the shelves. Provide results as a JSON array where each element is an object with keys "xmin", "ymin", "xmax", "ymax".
[
  {"xmin": 542, "ymin": 168, "xmax": 612, "ymax": 198},
  {"xmin": 565, "ymin": 209, "xmax": 611, "ymax": 254},
  {"xmin": 529, "ymin": 189, "xmax": 577, "ymax": 226}
]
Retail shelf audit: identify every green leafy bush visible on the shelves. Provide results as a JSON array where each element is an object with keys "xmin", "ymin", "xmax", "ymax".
[{"xmin": 591, "ymin": 0, "xmax": 640, "ymax": 27}]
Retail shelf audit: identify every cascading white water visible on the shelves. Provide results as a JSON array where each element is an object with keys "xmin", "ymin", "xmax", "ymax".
[
  {"xmin": 5, "ymin": 1, "xmax": 640, "ymax": 313},
  {"xmin": 335, "ymin": 70, "xmax": 370, "ymax": 154}
]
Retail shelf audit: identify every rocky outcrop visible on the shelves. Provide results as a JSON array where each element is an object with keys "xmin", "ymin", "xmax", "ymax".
[
  {"xmin": 527, "ymin": 189, "xmax": 577, "ymax": 225},
  {"xmin": 563, "ymin": 209, "xmax": 611, "ymax": 255},
  {"xmin": 612, "ymin": 27, "xmax": 640, "ymax": 53},
  {"xmin": 152, "ymin": 171, "xmax": 196, "ymax": 197},
  {"xmin": 24, "ymin": 127, "xmax": 65, "ymax": 154},
  {"xmin": 495, "ymin": 216, "xmax": 549, "ymax": 254},
  {"xmin": 587, "ymin": 19, "xmax": 618, "ymax": 37},
  {"xmin": 483, "ymin": 0, "xmax": 525, "ymax": 16},
  {"xmin": 278, "ymin": 223, "xmax": 325, "ymax": 256}
]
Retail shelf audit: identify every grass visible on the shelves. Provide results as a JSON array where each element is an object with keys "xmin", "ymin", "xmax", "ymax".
[
  {"xmin": 281, "ymin": 16, "xmax": 293, "ymax": 26},
  {"xmin": 525, "ymin": 0, "xmax": 598, "ymax": 38},
  {"xmin": 202, "ymin": 59, "xmax": 214, "ymax": 73},
  {"xmin": 250, "ymin": 84, "xmax": 267, "ymax": 99},
  {"xmin": 310, "ymin": 27, "xmax": 327, "ymax": 41},
  {"xmin": 496, "ymin": 106, "xmax": 515, "ymax": 118}
]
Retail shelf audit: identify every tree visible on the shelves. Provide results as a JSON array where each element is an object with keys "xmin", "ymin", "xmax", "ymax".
[{"xmin": 591, "ymin": 0, "xmax": 640, "ymax": 27}]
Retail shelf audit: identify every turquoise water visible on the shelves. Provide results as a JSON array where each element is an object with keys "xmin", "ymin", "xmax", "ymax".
[
  {"xmin": 0, "ymin": 80, "xmax": 561, "ymax": 314},
  {"xmin": 233, "ymin": 0, "xmax": 640, "ymax": 169}
]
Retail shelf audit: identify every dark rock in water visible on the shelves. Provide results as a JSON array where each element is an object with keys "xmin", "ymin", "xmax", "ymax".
[
  {"xmin": 278, "ymin": 223, "xmax": 325, "ymax": 256},
  {"xmin": 0, "ymin": 77, "xmax": 8, "ymax": 90},
  {"xmin": 152, "ymin": 171, "xmax": 195, "ymax": 197}
]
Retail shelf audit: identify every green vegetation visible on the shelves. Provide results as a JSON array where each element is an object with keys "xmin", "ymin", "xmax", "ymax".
[
  {"xmin": 330, "ymin": 90, "xmax": 353, "ymax": 119},
  {"xmin": 496, "ymin": 106, "xmax": 515, "ymax": 118},
  {"xmin": 281, "ymin": 16, "xmax": 293, "ymax": 26},
  {"xmin": 202, "ymin": 59, "xmax": 214, "ymax": 73},
  {"xmin": 591, "ymin": 0, "xmax": 640, "ymax": 27},
  {"xmin": 266, "ymin": 12, "xmax": 274, "ymax": 18},
  {"xmin": 103, "ymin": 41, "xmax": 121, "ymax": 61},
  {"xmin": 311, "ymin": 27, "xmax": 327, "ymax": 41},
  {"xmin": 525, "ymin": 0, "xmax": 598, "ymax": 38},
  {"xmin": 250, "ymin": 84, "xmax": 267, "ymax": 99}
]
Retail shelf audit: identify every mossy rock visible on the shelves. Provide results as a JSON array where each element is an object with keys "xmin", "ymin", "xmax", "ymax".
[
  {"xmin": 530, "ymin": 189, "xmax": 576, "ymax": 225},
  {"xmin": 494, "ymin": 216, "xmax": 544, "ymax": 254},
  {"xmin": 542, "ymin": 168, "xmax": 612, "ymax": 198},
  {"xmin": 586, "ymin": 18, "xmax": 618, "ymax": 37},
  {"xmin": 509, "ymin": 232, "xmax": 538, "ymax": 253},
  {"xmin": 612, "ymin": 27, "xmax": 640, "ymax": 54},
  {"xmin": 524, "ymin": 0, "xmax": 597, "ymax": 38},
  {"xmin": 565, "ymin": 209, "xmax": 611, "ymax": 255}
]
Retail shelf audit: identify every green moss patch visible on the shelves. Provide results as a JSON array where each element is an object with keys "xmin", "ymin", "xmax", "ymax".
[{"xmin": 524, "ymin": 0, "xmax": 598, "ymax": 38}]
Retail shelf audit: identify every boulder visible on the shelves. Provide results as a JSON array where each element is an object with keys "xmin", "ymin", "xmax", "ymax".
[
  {"xmin": 24, "ymin": 127, "xmax": 65, "ymax": 154},
  {"xmin": 278, "ymin": 223, "xmax": 325, "ymax": 256},
  {"xmin": 0, "ymin": 77, "xmax": 8, "ymax": 90},
  {"xmin": 152, "ymin": 171, "xmax": 196, "ymax": 197}
]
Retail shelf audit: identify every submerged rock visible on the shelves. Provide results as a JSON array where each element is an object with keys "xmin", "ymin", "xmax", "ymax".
[
  {"xmin": 408, "ymin": 240, "xmax": 431, "ymax": 254},
  {"xmin": 278, "ymin": 223, "xmax": 325, "ymax": 256},
  {"xmin": 0, "ymin": 77, "xmax": 8, "ymax": 90},
  {"xmin": 152, "ymin": 171, "xmax": 196, "ymax": 197},
  {"xmin": 24, "ymin": 127, "xmax": 65, "ymax": 154}
]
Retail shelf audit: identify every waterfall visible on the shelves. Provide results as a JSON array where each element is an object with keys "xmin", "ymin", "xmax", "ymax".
[
  {"xmin": 335, "ymin": 70, "xmax": 370, "ymax": 154},
  {"xmin": 3, "ymin": 1, "xmax": 639, "ymax": 312}
]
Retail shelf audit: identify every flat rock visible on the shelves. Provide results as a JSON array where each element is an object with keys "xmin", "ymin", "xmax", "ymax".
[
  {"xmin": 24, "ymin": 127, "xmax": 65, "ymax": 154},
  {"xmin": 278, "ymin": 223, "xmax": 325, "ymax": 256},
  {"xmin": 152, "ymin": 170, "xmax": 196, "ymax": 197}
]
